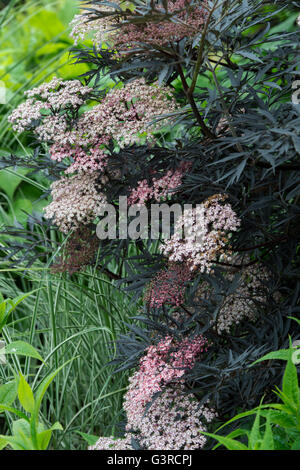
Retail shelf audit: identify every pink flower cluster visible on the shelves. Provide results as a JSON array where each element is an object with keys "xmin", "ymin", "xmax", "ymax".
[
  {"xmin": 9, "ymin": 78, "xmax": 177, "ymax": 176},
  {"xmin": 9, "ymin": 77, "xmax": 177, "ymax": 233},
  {"xmin": 128, "ymin": 161, "xmax": 191, "ymax": 205},
  {"xmin": 144, "ymin": 263, "xmax": 191, "ymax": 308},
  {"xmin": 71, "ymin": 1, "xmax": 208, "ymax": 50},
  {"xmin": 77, "ymin": 78, "xmax": 177, "ymax": 151},
  {"xmin": 115, "ymin": 0, "xmax": 208, "ymax": 51},
  {"xmin": 90, "ymin": 335, "xmax": 216, "ymax": 450},
  {"xmin": 123, "ymin": 335, "xmax": 208, "ymax": 431},
  {"xmin": 161, "ymin": 194, "xmax": 241, "ymax": 273}
]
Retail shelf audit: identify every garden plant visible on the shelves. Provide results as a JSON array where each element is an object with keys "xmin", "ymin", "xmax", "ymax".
[{"xmin": 0, "ymin": 0, "xmax": 300, "ymax": 451}]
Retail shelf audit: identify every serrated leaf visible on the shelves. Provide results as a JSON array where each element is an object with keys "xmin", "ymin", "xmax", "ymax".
[
  {"xmin": 260, "ymin": 413, "xmax": 274, "ymax": 450},
  {"xmin": 249, "ymin": 409, "xmax": 262, "ymax": 449},
  {"xmin": 282, "ymin": 358, "xmax": 299, "ymax": 411}
]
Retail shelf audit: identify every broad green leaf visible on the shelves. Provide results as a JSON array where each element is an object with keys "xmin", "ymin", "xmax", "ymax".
[
  {"xmin": 33, "ymin": 359, "xmax": 75, "ymax": 416},
  {"xmin": 9, "ymin": 197, "xmax": 33, "ymax": 225},
  {"xmin": 36, "ymin": 429, "xmax": 52, "ymax": 450},
  {"xmin": 0, "ymin": 168, "xmax": 30, "ymax": 200},
  {"xmin": 76, "ymin": 431, "xmax": 99, "ymax": 446},
  {"xmin": 5, "ymin": 341, "xmax": 43, "ymax": 362},
  {"xmin": 30, "ymin": 358, "xmax": 75, "ymax": 448},
  {"xmin": 12, "ymin": 419, "xmax": 31, "ymax": 438},
  {"xmin": 0, "ymin": 302, "xmax": 6, "ymax": 326},
  {"xmin": 0, "ymin": 433, "xmax": 33, "ymax": 450},
  {"xmin": 18, "ymin": 374, "xmax": 35, "ymax": 414},
  {"xmin": 0, "ymin": 380, "xmax": 18, "ymax": 406}
]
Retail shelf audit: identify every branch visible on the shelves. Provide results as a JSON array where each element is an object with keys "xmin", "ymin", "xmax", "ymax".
[
  {"xmin": 176, "ymin": 63, "xmax": 215, "ymax": 139},
  {"xmin": 187, "ymin": 0, "xmax": 220, "ymax": 97}
]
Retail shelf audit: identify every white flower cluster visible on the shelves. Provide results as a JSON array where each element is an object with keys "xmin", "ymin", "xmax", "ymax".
[
  {"xmin": 76, "ymin": 78, "xmax": 178, "ymax": 149},
  {"xmin": 161, "ymin": 194, "xmax": 241, "ymax": 273},
  {"xmin": 70, "ymin": 4, "xmax": 118, "ymax": 46},
  {"xmin": 8, "ymin": 77, "xmax": 90, "ymax": 135},
  {"xmin": 89, "ymin": 435, "xmax": 132, "ymax": 450},
  {"xmin": 44, "ymin": 172, "xmax": 106, "ymax": 233},
  {"xmin": 90, "ymin": 384, "xmax": 216, "ymax": 450},
  {"xmin": 193, "ymin": 259, "xmax": 277, "ymax": 334}
]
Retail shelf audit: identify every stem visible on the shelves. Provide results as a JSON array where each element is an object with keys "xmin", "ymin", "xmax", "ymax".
[
  {"xmin": 176, "ymin": 63, "xmax": 215, "ymax": 139},
  {"xmin": 207, "ymin": 60, "xmax": 244, "ymax": 154},
  {"xmin": 187, "ymin": 0, "xmax": 220, "ymax": 97}
]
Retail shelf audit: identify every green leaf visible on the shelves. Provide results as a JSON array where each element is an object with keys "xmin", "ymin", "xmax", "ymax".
[
  {"xmin": 0, "ymin": 433, "xmax": 33, "ymax": 450},
  {"xmin": 0, "ymin": 380, "xmax": 18, "ymax": 406},
  {"xmin": 266, "ymin": 410, "xmax": 297, "ymax": 429},
  {"xmin": 0, "ymin": 302, "xmax": 6, "ymax": 326},
  {"xmin": 251, "ymin": 349, "xmax": 290, "ymax": 365},
  {"xmin": 0, "ymin": 404, "xmax": 29, "ymax": 420},
  {"xmin": 4, "ymin": 341, "xmax": 43, "ymax": 362},
  {"xmin": 12, "ymin": 419, "xmax": 31, "ymax": 438},
  {"xmin": 0, "ymin": 168, "xmax": 30, "ymax": 200},
  {"xmin": 291, "ymin": 436, "xmax": 300, "ymax": 450},
  {"xmin": 282, "ymin": 358, "xmax": 299, "ymax": 410},
  {"xmin": 18, "ymin": 374, "xmax": 35, "ymax": 414},
  {"xmin": 49, "ymin": 422, "xmax": 63, "ymax": 432},
  {"xmin": 202, "ymin": 432, "xmax": 249, "ymax": 450},
  {"xmin": 249, "ymin": 409, "xmax": 262, "ymax": 449},
  {"xmin": 36, "ymin": 429, "xmax": 52, "ymax": 450},
  {"xmin": 210, "ymin": 428, "xmax": 249, "ymax": 450},
  {"xmin": 260, "ymin": 413, "xmax": 274, "ymax": 450},
  {"xmin": 76, "ymin": 431, "xmax": 99, "ymax": 446},
  {"xmin": 288, "ymin": 316, "xmax": 300, "ymax": 327},
  {"xmin": 0, "ymin": 436, "xmax": 8, "ymax": 450},
  {"xmin": 5, "ymin": 290, "xmax": 39, "ymax": 318},
  {"xmin": 9, "ymin": 197, "xmax": 33, "ymax": 225},
  {"xmin": 30, "ymin": 359, "xmax": 75, "ymax": 448}
]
